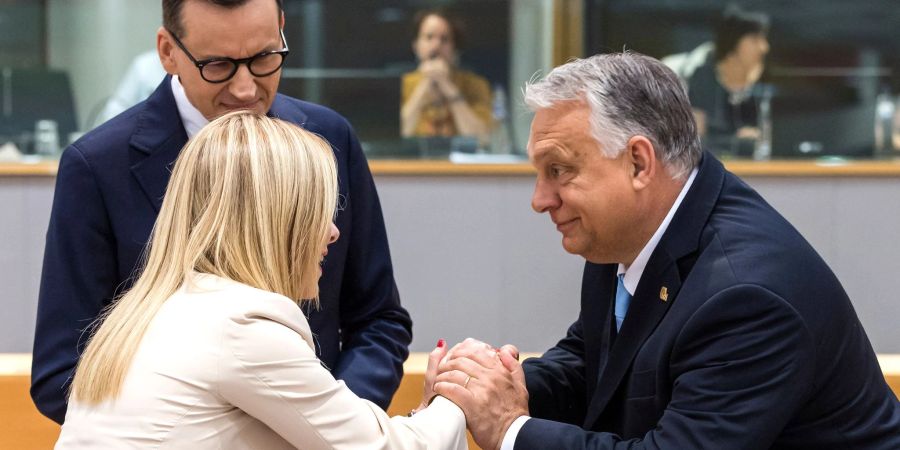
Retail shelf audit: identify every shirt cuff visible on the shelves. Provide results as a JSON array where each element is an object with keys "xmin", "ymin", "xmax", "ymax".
[{"xmin": 499, "ymin": 415, "xmax": 530, "ymax": 450}]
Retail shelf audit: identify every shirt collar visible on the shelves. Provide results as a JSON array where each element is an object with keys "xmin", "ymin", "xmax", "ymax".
[
  {"xmin": 617, "ymin": 167, "xmax": 699, "ymax": 295},
  {"xmin": 170, "ymin": 75, "xmax": 209, "ymax": 139}
]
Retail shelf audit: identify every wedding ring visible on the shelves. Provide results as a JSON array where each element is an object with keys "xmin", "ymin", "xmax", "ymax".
[{"xmin": 463, "ymin": 375, "xmax": 471, "ymax": 388}]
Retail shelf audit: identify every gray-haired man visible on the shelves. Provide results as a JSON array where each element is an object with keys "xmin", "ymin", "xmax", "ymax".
[{"xmin": 434, "ymin": 52, "xmax": 900, "ymax": 450}]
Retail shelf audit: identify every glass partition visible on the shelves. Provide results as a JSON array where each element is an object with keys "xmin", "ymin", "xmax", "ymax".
[
  {"xmin": 585, "ymin": 0, "xmax": 900, "ymax": 160},
  {"xmin": 279, "ymin": 0, "xmax": 514, "ymax": 158},
  {"xmin": 0, "ymin": 0, "xmax": 555, "ymax": 161},
  {"xmin": 1, "ymin": 0, "xmax": 897, "ymax": 161}
]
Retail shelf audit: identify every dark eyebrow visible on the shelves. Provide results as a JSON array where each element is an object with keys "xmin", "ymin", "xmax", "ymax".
[{"xmin": 196, "ymin": 36, "xmax": 284, "ymax": 61}]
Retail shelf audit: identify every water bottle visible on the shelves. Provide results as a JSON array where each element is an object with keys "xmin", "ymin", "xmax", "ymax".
[
  {"xmin": 34, "ymin": 119, "xmax": 60, "ymax": 156},
  {"xmin": 753, "ymin": 86, "xmax": 772, "ymax": 161},
  {"xmin": 489, "ymin": 84, "xmax": 513, "ymax": 154},
  {"xmin": 874, "ymin": 89, "xmax": 895, "ymax": 158}
]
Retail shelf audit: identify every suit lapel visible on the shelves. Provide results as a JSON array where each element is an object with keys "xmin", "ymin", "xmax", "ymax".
[
  {"xmin": 583, "ymin": 255, "xmax": 682, "ymax": 428},
  {"xmin": 129, "ymin": 75, "xmax": 189, "ymax": 213},
  {"xmin": 267, "ymin": 93, "xmax": 309, "ymax": 128},
  {"xmin": 582, "ymin": 152, "xmax": 727, "ymax": 429},
  {"xmin": 582, "ymin": 263, "xmax": 618, "ymax": 404}
]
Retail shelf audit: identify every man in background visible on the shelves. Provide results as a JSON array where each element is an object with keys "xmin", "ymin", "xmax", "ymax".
[{"xmin": 32, "ymin": 0, "xmax": 412, "ymax": 423}]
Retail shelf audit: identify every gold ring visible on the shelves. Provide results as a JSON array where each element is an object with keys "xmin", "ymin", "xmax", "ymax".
[{"xmin": 463, "ymin": 375, "xmax": 471, "ymax": 388}]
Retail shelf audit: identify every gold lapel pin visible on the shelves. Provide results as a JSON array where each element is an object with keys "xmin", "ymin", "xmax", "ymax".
[{"xmin": 659, "ymin": 286, "xmax": 669, "ymax": 302}]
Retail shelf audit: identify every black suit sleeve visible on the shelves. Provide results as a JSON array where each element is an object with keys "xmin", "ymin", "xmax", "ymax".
[
  {"xmin": 31, "ymin": 145, "xmax": 120, "ymax": 424},
  {"xmin": 516, "ymin": 285, "xmax": 816, "ymax": 450},
  {"xmin": 523, "ymin": 312, "xmax": 588, "ymax": 425},
  {"xmin": 330, "ymin": 124, "xmax": 413, "ymax": 409}
]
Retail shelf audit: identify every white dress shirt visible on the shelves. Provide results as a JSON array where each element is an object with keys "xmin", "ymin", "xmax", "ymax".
[
  {"xmin": 57, "ymin": 273, "xmax": 467, "ymax": 449},
  {"xmin": 171, "ymin": 75, "xmax": 209, "ymax": 139},
  {"xmin": 500, "ymin": 167, "xmax": 698, "ymax": 450}
]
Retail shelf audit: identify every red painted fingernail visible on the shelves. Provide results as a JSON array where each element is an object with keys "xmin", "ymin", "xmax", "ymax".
[{"xmin": 437, "ymin": 339, "xmax": 446, "ymax": 348}]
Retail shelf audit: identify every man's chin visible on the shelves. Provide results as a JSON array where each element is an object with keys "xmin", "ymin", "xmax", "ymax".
[
  {"xmin": 562, "ymin": 239, "xmax": 608, "ymax": 263},
  {"xmin": 561, "ymin": 238, "xmax": 585, "ymax": 257}
]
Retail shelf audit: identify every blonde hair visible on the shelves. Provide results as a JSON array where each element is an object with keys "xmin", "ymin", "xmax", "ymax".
[{"xmin": 71, "ymin": 111, "xmax": 338, "ymax": 403}]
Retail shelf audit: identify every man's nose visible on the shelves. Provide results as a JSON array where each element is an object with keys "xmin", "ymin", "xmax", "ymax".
[
  {"xmin": 227, "ymin": 64, "xmax": 258, "ymax": 101},
  {"xmin": 531, "ymin": 180, "xmax": 559, "ymax": 213}
]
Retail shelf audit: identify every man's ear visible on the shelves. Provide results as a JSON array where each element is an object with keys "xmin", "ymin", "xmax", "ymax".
[
  {"xmin": 280, "ymin": 11, "xmax": 285, "ymax": 29},
  {"xmin": 627, "ymin": 135, "xmax": 657, "ymax": 191},
  {"xmin": 157, "ymin": 27, "xmax": 177, "ymax": 75}
]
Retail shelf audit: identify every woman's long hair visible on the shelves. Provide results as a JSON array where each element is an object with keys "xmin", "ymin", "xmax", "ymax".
[{"xmin": 70, "ymin": 111, "xmax": 338, "ymax": 403}]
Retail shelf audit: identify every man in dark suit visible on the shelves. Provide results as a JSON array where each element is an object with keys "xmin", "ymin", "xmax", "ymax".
[
  {"xmin": 434, "ymin": 52, "xmax": 900, "ymax": 449},
  {"xmin": 31, "ymin": 0, "xmax": 412, "ymax": 424}
]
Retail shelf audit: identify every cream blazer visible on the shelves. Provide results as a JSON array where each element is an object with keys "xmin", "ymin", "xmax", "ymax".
[{"xmin": 56, "ymin": 274, "xmax": 467, "ymax": 449}]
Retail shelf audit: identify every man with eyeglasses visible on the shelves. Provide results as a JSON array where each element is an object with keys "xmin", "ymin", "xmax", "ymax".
[{"xmin": 31, "ymin": 0, "xmax": 413, "ymax": 425}]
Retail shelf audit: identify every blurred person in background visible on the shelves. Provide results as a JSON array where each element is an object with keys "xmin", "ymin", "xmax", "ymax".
[
  {"xmin": 401, "ymin": 9, "xmax": 492, "ymax": 143},
  {"xmin": 687, "ymin": 6, "xmax": 770, "ymax": 153},
  {"xmin": 94, "ymin": 50, "xmax": 167, "ymax": 126}
]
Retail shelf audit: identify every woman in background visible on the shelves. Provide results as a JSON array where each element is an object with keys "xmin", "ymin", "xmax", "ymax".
[
  {"xmin": 401, "ymin": 9, "xmax": 492, "ymax": 142},
  {"xmin": 688, "ymin": 6, "xmax": 770, "ymax": 147},
  {"xmin": 56, "ymin": 112, "xmax": 466, "ymax": 449}
]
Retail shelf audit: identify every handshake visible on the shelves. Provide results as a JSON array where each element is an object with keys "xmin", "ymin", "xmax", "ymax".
[{"xmin": 415, "ymin": 338, "xmax": 531, "ymax": 450}]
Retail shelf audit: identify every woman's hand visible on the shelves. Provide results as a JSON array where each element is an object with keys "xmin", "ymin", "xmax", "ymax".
[
  {"xmin": 420, "ymin": 58, "xmax": 451, "ymax": 84},
  {"xmin": 421, "ymin": 58, "xmax": 461, "ymax": 99},
  {"xmin": 412, "ymin": 339, "xmax": 448, "ymax": 414}
]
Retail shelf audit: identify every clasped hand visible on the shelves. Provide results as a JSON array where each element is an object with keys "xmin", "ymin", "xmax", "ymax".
[
  {"xmin": 423, "ymin": 338, "xmax": 530, "ymax": 450},
  {"xmin": 418, "ymin": 58, "xmax": 463, "ymax": 100},
  {"xmin": 419, "ymin": 57, "xmax": 451, "ymax": 83}
]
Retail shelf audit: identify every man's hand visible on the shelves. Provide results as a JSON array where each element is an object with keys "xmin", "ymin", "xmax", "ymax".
[{"xmin": 434, "ymin": 338, "xmax": 529, "ymax": 450}]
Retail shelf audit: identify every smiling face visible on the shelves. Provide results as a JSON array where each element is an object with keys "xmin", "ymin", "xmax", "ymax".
[
  {"xmin": 157, "ymin": 0, "xmax": 284, "ymax": 120},
  {"xmin": 412, "ymin": 14, "xmax": 457, "ymax": 63},
  {"xmin": 528, "ymin": 102, "xmax": 647, "ymax": 264}
]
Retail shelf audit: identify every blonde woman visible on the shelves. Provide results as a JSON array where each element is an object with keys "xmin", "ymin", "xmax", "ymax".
[{"xmin": 55, "ymin": 112, "xmax": 466, "ymax": 449}]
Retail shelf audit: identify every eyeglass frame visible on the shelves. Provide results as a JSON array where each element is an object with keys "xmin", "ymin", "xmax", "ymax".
[{"xmin": 166, "ymin": 28, "xmax": 290, "ymax": 83}]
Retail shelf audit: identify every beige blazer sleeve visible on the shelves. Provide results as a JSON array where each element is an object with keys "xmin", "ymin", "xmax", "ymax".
[{"xmin": 217, "ymin": 297, "xmax": 467, "ymax": 450}]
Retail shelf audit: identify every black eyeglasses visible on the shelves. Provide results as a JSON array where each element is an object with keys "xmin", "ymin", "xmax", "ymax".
[{"xmin": 167, "ymin": 29, "xmax": 290, "ymax": 83}]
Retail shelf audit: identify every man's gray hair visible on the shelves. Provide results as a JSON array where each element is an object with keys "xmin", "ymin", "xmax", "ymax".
[{"xmin": 524, "ymin": 52, "xmax": 702, "ymax": 179}]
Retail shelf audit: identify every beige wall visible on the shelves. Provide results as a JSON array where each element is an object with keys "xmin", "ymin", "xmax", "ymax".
[{"xmin": 7, "ymin": 171, "xmax": 900, "ymax": 354}]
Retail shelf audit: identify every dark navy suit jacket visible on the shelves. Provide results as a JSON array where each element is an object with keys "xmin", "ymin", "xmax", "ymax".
[
  {"xmin": 31, "ymin": 76, "xmax": 413, "ymax": 424},
  {"xmin": 519, "ymin": 154, "xmax": 900, "ymax": 449}
]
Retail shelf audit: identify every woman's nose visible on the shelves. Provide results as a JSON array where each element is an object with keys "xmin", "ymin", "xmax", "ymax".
[{"xmin": 328, "ymin": 223, "xmax": 340, "ymax": 244}]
